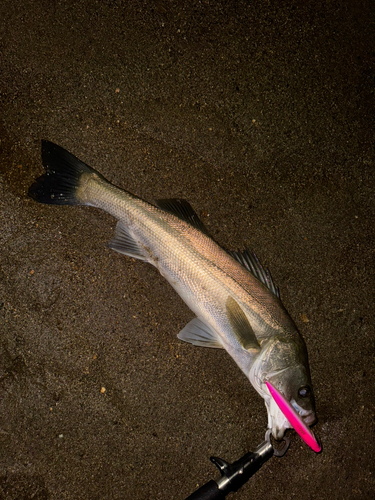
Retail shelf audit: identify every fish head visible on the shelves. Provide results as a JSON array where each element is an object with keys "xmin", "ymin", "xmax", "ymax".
[
  {"xmin": 250, "ymin": 336, "xmax": 317, "ymax": 440},
  {"xmin": 266, "ymin": 364, "xmax": 316, "ymax": 439}
]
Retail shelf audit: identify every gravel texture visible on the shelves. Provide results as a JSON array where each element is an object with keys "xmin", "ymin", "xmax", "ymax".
[{"xmin": 0, "ymin": 1, "xmax": 374, "ymax": 499}]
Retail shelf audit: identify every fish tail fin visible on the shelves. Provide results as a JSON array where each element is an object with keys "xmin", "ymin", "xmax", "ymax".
[{"xmin": 28, "ymin": 140, "xmax": 104, "ymax": 205}]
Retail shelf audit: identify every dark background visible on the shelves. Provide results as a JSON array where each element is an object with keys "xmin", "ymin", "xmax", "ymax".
[{"xmin": 1, "ymin": 1, "xmax": 374, "ymax": 499}]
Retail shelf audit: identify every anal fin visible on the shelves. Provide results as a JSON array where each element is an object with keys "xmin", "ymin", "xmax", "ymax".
[{"xmin": 108, "ymin": 220, "xmax": 148, "ymax": 261}]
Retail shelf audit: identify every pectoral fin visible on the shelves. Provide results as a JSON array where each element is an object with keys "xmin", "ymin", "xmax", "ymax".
[
  {"xmin": 226, "ymin": 296, "xmax": 261, "ymax": 352},
  {"xmin": 178, "ymin": 318, "xmax": 224, "ymax": 348}
]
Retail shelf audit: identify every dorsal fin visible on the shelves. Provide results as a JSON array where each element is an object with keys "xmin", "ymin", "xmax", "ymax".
[
  {"xmin": 227, "ymin": 249, "xmax": 280, "ymax": 298},
  {"xmin": 155, "ymin": 198, "xmax": 209, "ymax": 235}
]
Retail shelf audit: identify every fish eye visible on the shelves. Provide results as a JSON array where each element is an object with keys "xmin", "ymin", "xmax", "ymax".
[{"xmin": 298, "ymin": 386, "xmax": 311, "ymax": 398}]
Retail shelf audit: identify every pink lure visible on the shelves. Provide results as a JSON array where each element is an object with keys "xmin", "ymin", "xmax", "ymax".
[{"xmin": 266, "ymin": 381, "xmax": 321, "ymax": 453}]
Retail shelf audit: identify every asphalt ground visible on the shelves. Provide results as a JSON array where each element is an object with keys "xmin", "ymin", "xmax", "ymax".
[{"xmin": 0, "ymin": 1, "xmax": 374, "ymax": 499}]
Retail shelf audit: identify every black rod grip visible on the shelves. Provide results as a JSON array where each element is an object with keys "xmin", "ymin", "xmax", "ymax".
[{"xmin": 185, "ymin": 480, "xmax": 225, "ymax": 500}]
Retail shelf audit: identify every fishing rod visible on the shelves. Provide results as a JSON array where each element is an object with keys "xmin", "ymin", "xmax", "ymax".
[
  {"xmin": 184, "ymin": 430, "xmax": 290, "ymax": 500},
  {"xmin": 185, "ymin": 380, "xmax": 321, "ymax": 498}
]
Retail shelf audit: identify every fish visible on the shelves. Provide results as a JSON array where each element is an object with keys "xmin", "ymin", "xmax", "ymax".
[{"xmin": 28, "ymin": 140, "xmax": 318, "ymax": 440}]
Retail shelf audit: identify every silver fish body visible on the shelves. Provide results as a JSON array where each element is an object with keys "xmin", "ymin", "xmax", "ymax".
[{"xmin": 29, "ymin": 141, "xmax": 317, "ymax": 439}]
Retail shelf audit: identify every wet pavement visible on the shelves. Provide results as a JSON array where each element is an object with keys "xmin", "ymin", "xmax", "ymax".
[{"xmin": 1, "ymin": 1, "xmax": 374, "ymax": 499}]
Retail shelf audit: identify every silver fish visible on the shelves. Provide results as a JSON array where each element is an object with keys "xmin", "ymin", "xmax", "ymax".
[{"xmin": 29, "ymin": 141, "xmax": 317, "ymax": 439}]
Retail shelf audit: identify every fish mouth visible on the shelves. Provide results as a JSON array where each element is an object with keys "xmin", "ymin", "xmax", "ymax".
[
  {"xmin": 271, "ymin": 406, "xmax": 317, "ymax": 440},
  {"xmin": 302, "ymin": 412, "xmax": 317, "ymax": 427}
]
